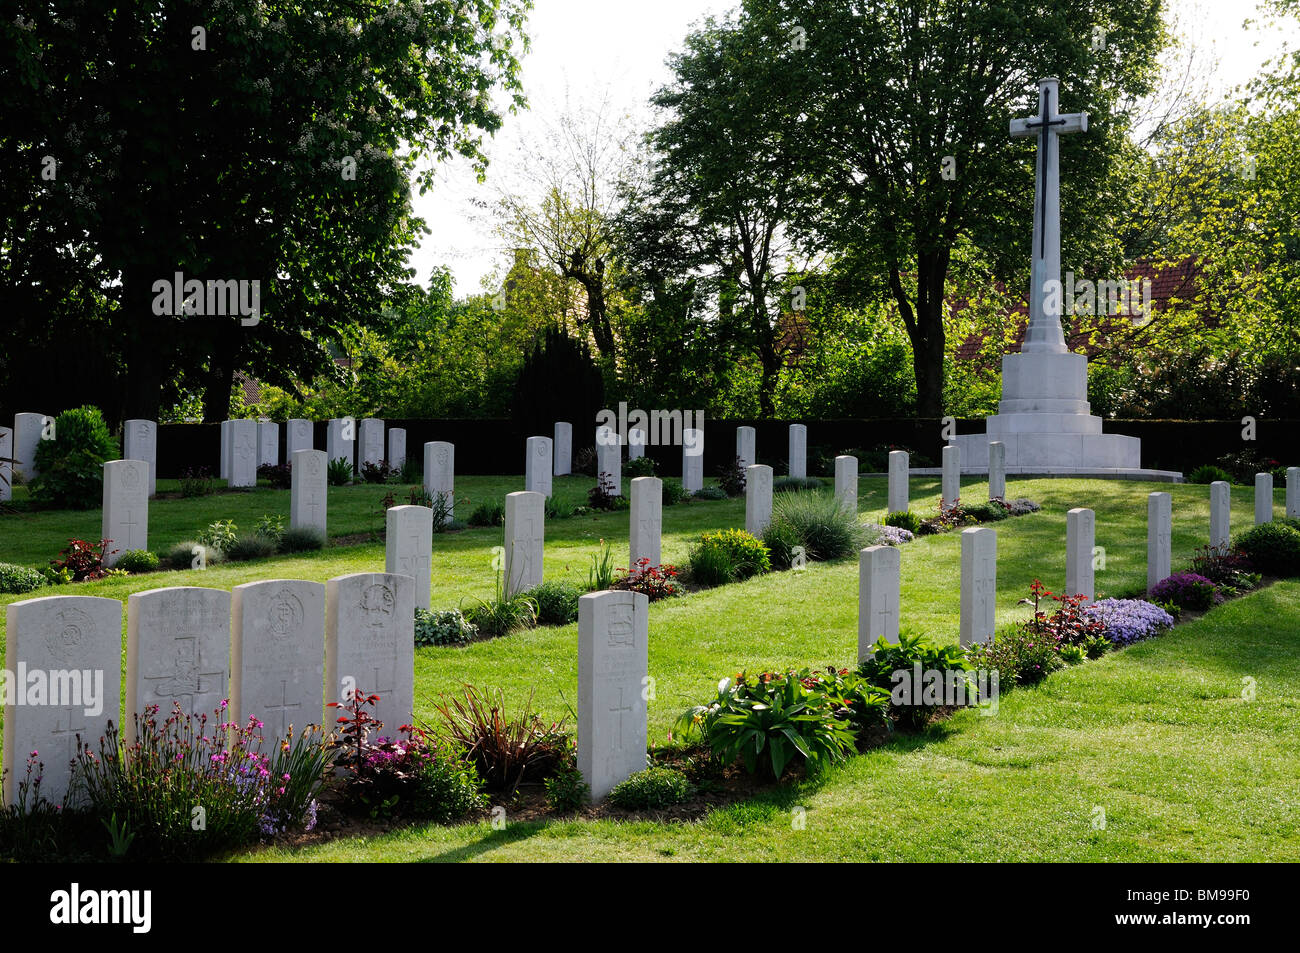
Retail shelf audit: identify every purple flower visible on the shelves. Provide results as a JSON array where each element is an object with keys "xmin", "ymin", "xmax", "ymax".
[{"xmin": 1084, "ymin": 598, "xmax": 1175, "ymax": 645}]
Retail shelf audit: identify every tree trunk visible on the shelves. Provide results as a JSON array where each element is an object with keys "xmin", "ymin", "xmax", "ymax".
[
  {"xmin": 121, "ymin": 265, "xmax": 166, "ymax": 424},
  {"xmin": 889, "ymin": 250, "xmax": 949, "ymax": 419}
]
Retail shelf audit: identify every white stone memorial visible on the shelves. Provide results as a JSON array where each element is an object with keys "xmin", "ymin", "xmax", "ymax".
[
  {"xmin": 326, "ymin": 418, "xmax": 355, "ymax": 471},
  {"xmin": 526, "ymin": 436, "xmax": 553, "ymax": 498},
  {"xmin": 325, "ymin": 573, "xmax": 414, "ymax": 734},
  {"xmin": 1210, "ymin": 481, "xmax": 1230, "ymax": 550},
  {"xmin": 286, "ymin": 418, "xmax": 313, "ymax": 455},
  {"xmin": 359, "ymin": 418, "xmax": 385, "ymax": 469},
  {"xmin": 959, "ymin": 527, "xmax": 997, "ymax": 647},
  {"xmin": 1255, "ymin": 473, "xmax": 1273, "ymax": 526},
  {"xmin": 388, "ymin": 428, "xmax": 407, "ymax": 471},
  {"xmin": 736, "ymin": 426, "xmax": 756, "ymax": 470},
  {"xmin": 3, "ymin": 595, "xmax": 123, "ymax": 807},
  {"xmin": 126, "ymin": 586, "xmax": 231, "ymax": 744},
  {"xmin": 858, "ymin": 545, "xmax": 900, "ymax": 661},
  {"xmin": 942, "ymin": 445, "xmax": 961, "ymax": 509},
  {"xmin": 628, "ymin": 427, "xmax": 647, "ymax": 461},
  {"xmin": 1147, "ymin": 492, "xmax": 1172, "ymax": 592},
  {"xmin": 102, "ymin": 459, "xmax": 149, "ymax": 566},
  {"xmin": 123, "ymin": 419, "xmax": 158, "ymax": 497},
  {"xmin": 745, "ymin": 464, "xmax": 773, "ymax": 536},
  {"xmin": 596, "ymin": 426, "xmax": 621, "ymax": 496},
  {"xmin": 290, "ymin": 449, "xmax": 328, "ymax": 535},
  {"xmin": 554, "ymin": 422, "xmax": 573, "ymax": 476},
  {"xmin": 887, "ymin": 450, "xmax": 909, "ymax": 514},
  {"xmin": 683, "ymin": 429, "xmax": 703, "ymax": 492},
  {"xmin": 834, "ymin": 455, "xmax": 858, "ymax": 514},
  {"xmin": 385, "ymin": 505, "xmax": 433, "ymax": 610},
  {"xmin": 578, "ymin": 590, "xmax": 649, "ymax": 801},
  {"xmin": 1288, "ymin": 467, "xmax": 1300, "ymax": 520},
  {"xmin": 227, "ymin": 419, "xmax": 258, "ymax": 488},
  {"xmin": 988, "ymin": 441, "xmax": 1006, "ymax": 500},
  {"xmin": 257, "ymin": 420, "xmax": 279, "ymax": 468},
  {"xmin": 220, "ymin": 419, "xmax": 233, "ymax": 479},
  {"xmin": 629, "ymin": 476, "xmax": 662, "ymax": 567},
  {"xmin": 788, "ymin": 424, "xmax": 807, "ymax": 480},
  {"xmin": 424, "ymin": 441, "xmax": 454, "ymax": 525},
  {"xmin": 1065, "ymin": 507, "xmax": 1095, "ymax": 600},
  {"xmin": 12, "ymin": 412, "xmax": 46, "ymax": 480},
  {"xmin": 504, "ymin": 491, "xmax": 545, "ymax": 597},
  {"xmin": 231, "ymin": 580, "xmax": 325, "ymax": 743},
  {"xmin": 0, "ymin": 427, "xmax": 12, "ymax": 503}
]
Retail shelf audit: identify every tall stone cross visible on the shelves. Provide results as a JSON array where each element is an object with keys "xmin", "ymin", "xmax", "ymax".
[{"xmin": 1010, "ymin": 77, "xmax": 1088, "ymax": 354}]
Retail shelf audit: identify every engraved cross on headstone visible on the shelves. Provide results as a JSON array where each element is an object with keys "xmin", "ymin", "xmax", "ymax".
[
  {"xmin": 51, "ymin": 705, "xmax": 89, "ymax": 767},
  {"xmin": 609, "ymin": 686, "xmax": 633, "ymax": 751},
  {"xmin": 266, "ymin": 679, "xmax": 302, "ymax": 739},
  {"xmin": 1010, "ymin": 77, "xmax": 1088, "ymax": 353}
]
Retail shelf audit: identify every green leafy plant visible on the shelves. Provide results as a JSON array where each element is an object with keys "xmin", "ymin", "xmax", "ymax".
[
  {"xmin": 1188, "ymin": 464, "xmax": 1233, "ymax": 484},
  {"xmin": 463, "ymin": 572, "xmax": 538, "ymax": 638},
  {"xmin": 433, "ymin": 685, "xmax": 572, "ymax": 794},
  {"xmin": 49, "ymin": 538, "xmax": 111, "ymax": 582},
  {"xmin": 588, "ymin": 537, "xmax": 618, "ymax": 590},
  {"xmin": 278, "ymin": 526, "xmax": 326, "ymax": 553},
  {"xmin": 326, "ymin": 456, "xmax": 353, "ymax": 486},
  {"xmin": 662, "ymin": 478, "xmax": 686, "ymax": 506},
  {"xmin": 716, "ymin": 456, "xmax": 747, "ymax": 496},
  {"xmin": 179, "ymin": 467, "xmax": 216, "ymax": 498},
  {"xmin": 774, "ymin": 475, "xmax": 825, "ymax": 492},
  {"xmin": 196, "ymin": 519, "xmax": 238, "ymax": 554},
  {"xmin": 115, "ymin": 550, "xmax": 159, "ymax": 574},
  {"xmin": 688, "ymin": 529, "xmax": 771, "ymax": 587},
  {"xmin": 359, "ymin": 460, "xmax": 394, "ymax": 484},
  {"xmin": 0, "ymin": 563, "xmax": 46, "ymax": 594},
  {"xmin": 1235, "ymin": 521, "xmax": 1300, "ymax": 576},
  {"xmin": 608, "ymin": 767, "xmax": 693, "ymax": 809},
  {"xmin": 255, "ymin": 514, "xmax": 286, "ymax": 544},
  {"xmin": 101, "ymin": 813, "xmax": 135, "ymax": 859},
  {"xmin": 544, "ymin": 763, "xmax": 590, "ymax": 812},
  {"xmin": 223, "ymin": 534, "xmax": 278, "ymax": 562},
  {"xmin": 761, "ymin": 518, "xmax": 803, "ymax": 570},
  {"xmin": 524, "ymin": 580, "xmax": 582, "ymax": 625},
  {"xmin": 427, "ymin": 490, "xmax": 454, "ymax": 528},
  {"xmin": 545, "ymin": 495, "xmax": 573, "ymax": 519},
  {"xmin": 414, "ymin": 607, "xmax": 478, "ymax": 647},
  {"xmin": 963, "ymin": 500, "xmax": 1009, "ymax": 522},
  {"xmin": 690, "ymin": 485, "xmax": 728, "ymax": 501},
  {"xmin": 30, "ymin": 406, "xmax": 119, "ymax": 510},
  {"xmin": 162, "ymin": 539, "xmax": 215, "ymax": 569},
  {"xmin": 625, "ymin": 455, "xmax": 657, "ymax": 477},
  {"xmin": 967, "ymin": 624, "xmax": 1063, "ymax": 688},
  {"xmin": 884, "ymin": 510, "xmax": 922, "ymax": 534},
  {"xmin": 257, "ymin": 463, "xmax": 292, "ymax": 489},
  {"xmin": 468, "ymin": 500, "xmax": 505, "ymax": 527},
  {"xmin": 858, "ymin": 632, "xmax": 976, "ymax": 729},
  {"xmin": 612, "ymin": 559, "xmax": 681, "ymax": 600}
]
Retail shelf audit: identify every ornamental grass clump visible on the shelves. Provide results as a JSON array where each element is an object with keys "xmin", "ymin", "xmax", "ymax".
[
  {"xmin": 765, "ymin": 490, "xmax": 867, "ymax": 561},
  {"xmin": 1083, "ymin": 598, "xmax": 1175, "ymax": 646}
]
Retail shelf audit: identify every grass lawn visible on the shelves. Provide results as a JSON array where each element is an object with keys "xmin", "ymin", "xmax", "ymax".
[{"xmin": 2, "ymin": 474, "xmax": 1296, "ymax": 861}]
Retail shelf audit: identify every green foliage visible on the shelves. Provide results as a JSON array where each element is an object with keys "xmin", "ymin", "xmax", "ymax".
[
  {"xmin": 327, "ymin": 457, "xmax": 354, "ymax": 486},
  {"xmin": 278, "ymin": 526, "xmax": 326, "ymax": 553},
  {"xmin": 1188, "ymin": 464, "xmax": 1233, "ymax": 485},
  {"xmin": 588, "ymin": 472, "xmax": 621, "ymax": 510},
  {"xmin": 1235, "ymin": 522, "xmax": 1300, "ymax": 577},
  {"xmin": 255, "ymin": 514, "xmax": 286, "ymax": 545},
  {"xmin": 884, "ymin": 510, "xmax": 923, "ymax": 534},
  {"xmin": 196, "ymin": 519, "xmax": 238, "ymax": 554},
  {"xmin": 967, "ymin": 624, "xmax": 1064, "ymax": 688},
  {"xmin": 525, "ymin": 581, "xmax": 582, "ymax": 626},
  {"xmin": 774, "ymin": 475, "xmax": 825, "ymax": 492},
  {"xmin": 544, "ymin": 495, "xmax": 573, "ymax": 519},
  {"xmin": 433, "ymin": 686, "xmax": 572, "ymax": 794},
  {"xmin": 662, "ymin": 478, "xmax": 686, "ymax": 506},
  {"xmin": 468, "ymin": 500, "xmax": 504, "ymax": 527},
  {"xmin": 223, "ymin": 533, "xmax": 278, "ymax": 562},
  {"xmin": 115, "ymin": 550, "xmax": 159, "ymax": 574},
  {"xmin": 761, "ymin": 518, "xmax": 803, "ymax": 570},
  {"xmin": 608, "ymin": 768, "xmax": 693, "ymax": 809},
  {"xmin": 414, "ymin": 608, "xmax": 478, "ymax": 647},
  {"xmin": 716, "ymin": 457, "xmax": 747, "ymax": 496},
  {"xmin": 765, "ymin": 491, "xmax": 866, "ymax": 561},
  {"xmin": 963, "ymin": 500, "xmax": 1008, "ymax": 522},
  {"xmin": 625, "ymin": 455, "xmax": 657, "ymax": 477},
  {"xmin": 510, "ymin": 326, "xmax": 605, "ymax": 438},
  {"xmin": 179, "ymin": 467, "xmax": 216, "ymax": 498},
  {"xmin": 859, "ymin": 633, "xmax": 976, "ymax": 730},
  {"xmin": 30, "ymin": 407, "xmax": 118, "ymax": 510},
  {"xmin": 689, "ymin": 529, "xmax": 771, "ymax": 587},
  {"xmin": 463, "ymin": 574, "xmax": 538, "ymax": 639},
  {"xmin": 0, "ymin": 563, "xmax": 46, "ymax": 594},
  {"xmin": 587, "ymin": 538, "xmax": 618, "ymax": 590},
  {"xmin": 163, "ymin": 540, "xmax": 213, "ymax": 569},
  {"xmin": 690, "ymin": 485, "xmax": 728, "ymax": 501},
  {"xmin": 408, "ymin": 755, "xmax": 487, "ymax": 824},
  {"xmin": 544, "ymin": 764, "xmax": 590, "ymax": 812},
  {"xmin": 427, "ymin": 490, "xmax": 454, "ymax": 529}
]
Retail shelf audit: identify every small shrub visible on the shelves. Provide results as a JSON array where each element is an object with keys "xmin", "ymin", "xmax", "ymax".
[
  {"xmin": 525, "ymin": 581, "xmax": 582, "ymax": 625},
  {"xmin": 761, "ymin": 518, "xmax": 803, "ymax": 570},
  {"xmin": 884, "ymin": 510, "xmax": 922, "ymax": 534},
  {"xmin": 1188, "ymin": 464, "xmax": 1232, "ymax": 485},
  {"xmin": 859, "ymin": 633, "xmax": 977, "ymax": 729},
  {"xmin": 587, "ymin": 538, "xmax": 617, "ymax": 590},
  {"xmin": 1149, "ymin": 572, "xmax": 1223, "ymax": 610},
  {"xmin": 398, "ymin": 457, "xmax": 422, "ymax": 484},
  {"xmin": 966, "ymin": 623, "xmax": 1063, "ymax": 688},
  {"xmin": 163, "ymin": 540, "xmax": 217, "ymax": 569},
  {"xmin": 544, "ymin": 764, "xmax": 589, "ymax": 812},
  {"xmin": 409, "ymin": 752, "xmax": 488, "ymax": 823},
  {"xmin": 0, "ymin": 563, "xmax": 46, "ymax": 594},
  {"xmin": 1083, "ymin": 634, "xmax": 1112, "ymax": 659},
  {"xmin": 468, "ymin": 500, "xmax": 505, "ymax": 527},
  {"xmin": 255, "ymin": 514, "xmax": 286, "ymax": 545},
  {"xmin": 774, "ymin": 475, "xmax": 825, "ymax": 492},
  {"xmin": 1005, "ymin": 498, "xmax": 1041, "ymax": 516},
  {"xmin": 625, "ymin": 455, "xmax": 657, "ymax": 477},
  {"xmin": 223, "ymin": 533, "xmax": 277, "ymax": 562},
  {"xmin": 690, "ymin": 485, "xmax": 727, "ymax": 501},
  {"xmin": 115, "ymin": 550, "xmax": 159, "ymax": 574},
  {"xmin": 326, "ymin": 457, "xmax": 353, "ymax": 486},
  {"xmin": 1235, "ymin": 521, "xmax": 1300, "ymax": 576},
  {"xmin": 278, "ymin": 526, "xmax": 326, "ymax": 553},
  {"xmin": 588, "ymin": 472, "xmax": 620, "ymax": 510},
  {"xmin": 49, "ymin": 538, "xmax": 111, "ymax": 582},
  {"xmin": 612, "ymin": 559, "xmax": 681, "ymax": 601},
  {"xmin": 463, "ymin": 575, "xmax": 538, "ymax": 638},
  {"xmin": 545, "ymin": 495, "xmax": 573, "ymax": 519},
  {"xmin": 1060, "ymin": 643, "xmax": 1087, "ymax": 665},
  {"xmin": 30, "ymin": 406, "xmax": 119, "ymax": 510},
  {"xmin": 963, "ymin": 500, "xmax": 1008, "ymax": 522},
  {"xmin": 179, "ymin": 467, "xmax": 216, "ymax": 498},
  {"xmin": 662, "ymin": 478, "xmax": 686, "ymax": 506},
  {"xmin": 359, "ymin": 460, "xmax": 393, "ymax": 484},
  {"xmin": 608, "ymin": 768, "xmax": 693, "ymax": 809},
  {"xmin": 1188, "ymin": 544, "xmax": 1258, "ymax": 590},
  {"xmin": 1022, "ymin": 580, "xmax": 1108, "ymax": 646},
  {"xmin": 766, "ymin": 491, "xmax": 867, "ymax": 561},
  {"xmin": 717, "ymin": 457, "xmax": 747, "ymax": 496},
  {"xmin": 862, "ymin": 523, "xmax": 914, "ymax": 546},
  {"xmin": 415, "ymin": 608, "xmax": 478, "ymax": 647},
  {"xmin": 688, "ymin": 529, "xmax": 770, "ymax": 587},
  {"xmin": 433, "ymin": 686, "xmax": 571, "ymax": 793},
  {"xmin": 1083, "ymin": 598, "xmax": 1175, "ymax": 646},
  {"xmin": 196, "ymin": 519, "xmax": 238, "ymax": 554},
  {"xmin": 258, "ymin": 463, "xmax": 292, "ymax": 489}
]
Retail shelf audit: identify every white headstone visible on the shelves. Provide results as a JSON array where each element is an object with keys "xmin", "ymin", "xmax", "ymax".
[
  {"xmin": 736, "ymin": 426, "xmax": 756, "ymax": 470},
  {"xmin": 942, "ymin": 444, "xmax": 961, "ymax": 510},
  {"xmin": 1147, "ymin": 492, "xmax": 1172, "ymax": 592},
  {"xmin": 123, "ymin": 419, "xmax": 158, "ymax": 497},
  {"xmin": 629, "ymin": 476, "xmax": 662, "ymax": 567},
  {"xmin": 526, "ymin": 436, "xmax": 553, "ymax": 498},
  {"xmin": 745, "ymin": 464, "xmax": 773, "ymax": 536},
  {"xmin": 220, "ymin": 419, "xmax": 233, "ymax": 479},
  {"xmin": 1255, "ymin": 472, "xmax": 1273, "ymax": 526},
  {"xmin": 359, "ymin": 418, "xmax": 385, "ymax": 469},
  {"xmin": 553, "ymin": 422, "xmax": 573, "ymax": 476},
  {"xmin": 628, "ymin": 427, "xmax": 647, "ymax": 461},
  {"xmin": 682, "ymin": 428, "xmax": 703, "ymax": 492},
  {"xmin": 286, "ymin": 418, "xmax": 314, "ymax": 455},
  {"xmin": 504, "ymin": 491, "xmax": 545, "ymax": 597},
  {"xmin": 126, "ymin": 586, "xmax": 231, "ymax": 745},
  {"xmin": 102, "ymin": 459, "xmax": 149, "ymax": 566},
  {"xmin": 0, "ymin": 427, "xmax": 12, "ymax": 503},
  {"xmin": 231, "ymin": 580, "xmax": 325, "ymax": 744},
  {"xmin": 2, "ymin": 594, "xmax": 123, "ymax": 808},
  {"xmin": 578, "ymin": 589, "xmax": 649, "ymax": 801},
  {"xmin": 1065, "ymin": 507, "xmax": 1095, "ymax": 600},
  {"xmin": 834, "ymin": 455, "xmax": 858, "ymax": 514},
  {"xmin": 325, "ymin": 573, "xmax": 415, "ymax": 735},
  {"xmin": 887, "ymin": 450, "xmax": 909, "ymax": 514},
  {"xmin": 959, "ymin": 527, "xmax": 997, "ymax": 647},
  {"xmin": 290, "ymin": 449, "xmax": 328, "ymax": 535},
  {"xmin": 423, "ymin": 441, "xmax": 454, "ymax": 525},
  {"xmin": 326, "ymin": 418, "xmax": 355, "ymax": 472},
  {"xmin": 788, "ymin": 424, "xmax": 807, "ymax": 480},
  {"xmin": 596, "ymin": 426, "xmax": 622, "ymax": 496},
  {"xmin": 858, "ymin": 545, "xmax": 900, "ymax": 661},
  {"xmin": 257, "ymin": 420, "xmax": 279, "ymax": 468},
  {"xmin": 1288, "ymin": 467, "xmax": 1300, "ymax": 520},
  {"xmin": 1210, "ymin": 481, "xmax": 1230, "ymax": 550},
  {"xmin": 387, "ymin": 428, "xmax": 407, "ymax": 471},
  {"xmin": 386, "ymin": 505, "xmax": 433, "ymax": 611},
  {"xmin": 988, "ymin": 441, "xmax": 1006, "ymax": 500},
  {"xmin": 12, "ymin": 413, "xmax": 46, "ymax": 480},
  {"xmin": 227, "ymin": 419, "xmax": 258, "ymax": 488}
]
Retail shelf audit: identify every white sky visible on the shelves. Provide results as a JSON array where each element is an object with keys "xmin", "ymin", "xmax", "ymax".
[{"xmin": 409, "ymin": 0, "xmax": 1296, "ymax": 297}]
